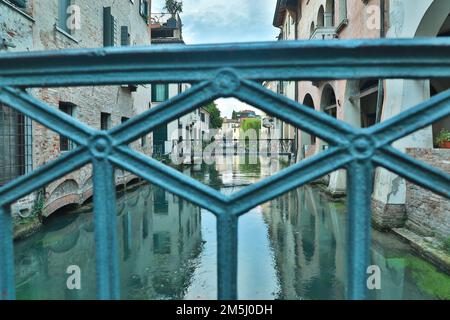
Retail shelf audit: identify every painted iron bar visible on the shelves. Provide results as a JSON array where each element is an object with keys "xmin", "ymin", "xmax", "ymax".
[
  {"xmin": 0, "ymin": 148, "xmax": 91, "ymax": 205},
  {"xmin": 111, "ymin": 82, "xmax": 216, "ymax": 145},
  {"xmin": 369, "ymin": 88, "xmax": 450, "ymax": 146},
  {"xmin": 92, "ymin": 159, "xmax": 120, "ymax": 300},
  {"xmin": 217, "ymin": 214, "xmax": 238, "ymax": 300},
  {"xmin": 229, "ymin": 147, "xmax": 353, "ymax": 216},
  {"xmin": 346, "ymin": 160, "xmax": 373, "ymax": 300},
  {"xmin": 0, "ymin": 39, "xmax": 450, "ymax": 87},
  {"xmin": 374, "ymin": 146, "xmax": 450, "ymax": 198},
  {"xmin": 0, "ymin": 87, "xmax": 95, "ymax": 146},
  {"xmin": 0, "ymin": 205, "xmax": 14, "ymax": 300},
  {"xmin": 110, "ymin": 146, "xmax": 229, "ymax": 215},
  {"xmin": 238, "ymin": 79, "xmax": 354, "ymax": 145}
]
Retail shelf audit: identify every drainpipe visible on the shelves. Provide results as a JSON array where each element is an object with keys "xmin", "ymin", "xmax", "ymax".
[
  {"xmin": 375, "ymin": 0, "xmax": 385, "ymax": 123},
  {"xmin": 293, "ymin": 6, "xmax": 299, "ymax": 162}
]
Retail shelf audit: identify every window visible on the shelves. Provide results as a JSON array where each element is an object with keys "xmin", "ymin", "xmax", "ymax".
[
  {"xmin": 121, "ymin": 117, "xmax": 130, "ymax": 123},
  {"xmin": 154, "ymin": 187, "xmax": 168, "ymax": 214},
  {"xmin": 139, "ymin": 0, "xmax": 149, "ymax": 19},
  {"xmin": 153, "ymin": 232, "xmax": 171, "ymax": 254},
  {"xmin": 58, "ymin": 0, "xmax": 71, "ymax": 33},
  {"xmin": 151, "ymin": 84, "xmax": 169, "ymax": 102},
  {"xmin": 0, "ymin": 104, "xmax": 32, "ymax": 186},
  {"xmin": 100, "ymin": 112, "xmax": 111, "ymax": 130},
  {"xmin": 120, "ymin": 26, "xmax": 130, "ymax": 46},
  {"xmin": 9, "ymin": 0, "xmax": 26, "ymax": 8},
  {"xmin": 339, "ymin": 0, "xmax": 347, "ymax": 22},
  {"xmin": 103, "ymin": 7, "xmax": 116, "ymax": 47},
  {"xmin": 59, "ymin": 102, "xmax": 75, "ymax": 151},
  {"xmin": 201, "ymin": 112, "xmax": 206, "ymax": 123}
]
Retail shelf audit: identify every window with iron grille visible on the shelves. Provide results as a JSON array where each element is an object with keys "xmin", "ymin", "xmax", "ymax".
[
  {"xmin": 100, "ymin": 112, "xmax": 111, "ymax": 131},
  {"xmin": 59, "ymin": 102, "xmax": 75, "ymax": 151},
  {"xmin": 0, "ymin": 104, "xmax": 32, "ymax": 186}
]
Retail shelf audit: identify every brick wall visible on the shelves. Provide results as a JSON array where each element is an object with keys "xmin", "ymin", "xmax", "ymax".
[
  {"xmin": 1, "ymin": 0, "xmax": 153, "ymax": 218},
  {"xmin": 405, "ymin": 148, "xmax": 450, "ymax": 240}
]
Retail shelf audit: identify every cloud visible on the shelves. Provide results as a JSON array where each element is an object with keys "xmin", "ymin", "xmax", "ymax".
[
  {"xmin": 152, "ymin": 0, "xmax": 277, "ymax": 117},
  {"xmin": 152, "ymin": 0, "xmax": 279, "ymax": 44}
]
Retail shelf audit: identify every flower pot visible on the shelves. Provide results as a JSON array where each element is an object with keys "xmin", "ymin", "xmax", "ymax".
[{"xmin": 441, "ymin": 141, "xmax": 450, "ymax": 149}]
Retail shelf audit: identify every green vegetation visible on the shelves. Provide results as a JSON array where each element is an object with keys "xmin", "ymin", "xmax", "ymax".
[
  {"xmin": 435, "ymin": 128, "xmax": 450, "ymax": 147},
  {"xmin": 164, "ymin": 0, "xmax": 183, "ymax": 16},
  {"xmin": 203, "ymin": 102, "xmax": 223, "ymax": 129},
  {"xmin": 443, "ymin": 237, "xmax": 450, "ymax": 254},
  {"xmin": 405, "ymin": 255, "xmax": 450, "ymax": 300},
  {"xmin": 240, "ymin": 118, "xmax": 261, "ymax": 138},
  {"xmin": 31, "ymin": 189, "xmax": 45, "ymax": 217}
]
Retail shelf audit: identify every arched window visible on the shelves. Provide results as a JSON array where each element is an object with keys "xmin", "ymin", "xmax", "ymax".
[
  {"xmin": 310, "ymin": 21, "xmax": 315, "ymax": 37},
  {"xmin": 317, "ymin": 6, "xmax": 325, "ymax": 27},
  {"xmin": 325, "ymin": 0, "xmax": 335, "ymax": 27},
  {"xmin": 302, "ymin": 94, "xmax": 316, "ymax": 144},
  {"xmin": 321, "ymin": 84, "xmax": 337, "ymax": 119},
  {"xmin": 339, "ymin": 0, "xmax": 347, "ymax": 22}
]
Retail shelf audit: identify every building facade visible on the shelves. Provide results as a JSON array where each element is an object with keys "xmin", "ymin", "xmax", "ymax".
[
  {"xmin": 150, "ymin": 12, "xmax": 210, "ymax": 157},
  {"xmin": 272, "ymin": 0, "xmax": 450, "ymax": 239},
  {"xmin": 0, "ymin": 0, "xmax": 153, "ymax": 222}
]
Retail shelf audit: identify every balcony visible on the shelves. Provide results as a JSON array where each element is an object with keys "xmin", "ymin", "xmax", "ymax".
[{"xmin": 310, "ymin": 27, "xmax": 338, "ymax": 40}]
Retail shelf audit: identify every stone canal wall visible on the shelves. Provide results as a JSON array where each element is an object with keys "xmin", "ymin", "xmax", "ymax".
[{"xmin": 404, "ymin": 148, "xmax": 450, "ymax": 241}]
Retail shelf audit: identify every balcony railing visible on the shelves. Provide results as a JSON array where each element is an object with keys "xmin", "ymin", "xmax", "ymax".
[
  {"xmin": 310, "ymin": 27, "xmax": 338, "ymax": 40},
  {"xmin": 0, "ymin": 39, "xmax": 449, "ymax": 300}
]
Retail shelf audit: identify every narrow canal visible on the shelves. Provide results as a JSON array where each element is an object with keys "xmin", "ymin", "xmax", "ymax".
[{"xmin": 13, "ymin": 156, "xmax": 450, "ymax": 300}]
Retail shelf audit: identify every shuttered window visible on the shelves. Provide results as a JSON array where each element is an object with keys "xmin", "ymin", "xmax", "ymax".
[
  {"xmin": 103, "ymin": 7, "xmax": 116, "ymax": 47},
  {"xmin": 151, "ymin": 84, "xmax": 169, "ymax": 102},
  {"xmin": 59, "ymin": 102, "xmax": 76, "ymax": 151},
  {"xmin": 58, "ymin": 0, "xmax": 71, "ymax": 33},
  {"xmin": 121, "ymin": 26, "xmax": 130, "ymax": 46}
]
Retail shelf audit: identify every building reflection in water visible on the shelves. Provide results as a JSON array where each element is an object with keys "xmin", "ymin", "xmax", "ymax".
[
  {"xmin": 13, "ymin": 156, "xmax": 448, "ymax": 300},
  {"xmin": 14, "ymin": 179, "xmax": 203, "ymax": 300}
]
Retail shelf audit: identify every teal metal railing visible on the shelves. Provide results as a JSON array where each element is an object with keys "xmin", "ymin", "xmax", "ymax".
[{"xmin": 0, "ymin": 39, "xmax": 449, "ymax": 300}]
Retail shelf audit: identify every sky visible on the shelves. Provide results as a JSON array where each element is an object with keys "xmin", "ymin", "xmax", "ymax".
[{"xmin": 152, "ymin": 0, "xmax": 279, "ymax": 118}]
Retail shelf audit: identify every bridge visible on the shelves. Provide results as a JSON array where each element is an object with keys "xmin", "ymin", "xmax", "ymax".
[{"xmin": 167, "ymin": 138, "xmax": 296, "ymax": 161}]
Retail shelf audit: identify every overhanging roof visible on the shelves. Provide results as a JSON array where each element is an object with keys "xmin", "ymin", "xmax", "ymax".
[{"xmin": 273, "ymin": 0, "xmax": 299, "ymax": 27}]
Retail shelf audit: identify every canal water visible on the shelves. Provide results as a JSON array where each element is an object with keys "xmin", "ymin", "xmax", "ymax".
[{"xmin": 14, "ymin": 156, "xmax": 450, "ymax": 300}]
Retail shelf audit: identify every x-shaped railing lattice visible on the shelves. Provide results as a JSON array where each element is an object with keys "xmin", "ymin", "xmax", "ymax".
[{"xmin": 0, "ymin": 39, "xmax": 449, "ymax": 300}]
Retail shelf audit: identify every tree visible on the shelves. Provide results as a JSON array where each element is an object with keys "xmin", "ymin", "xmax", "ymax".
[
  {"xmin": 203, "ymin": 102, "xmax": 223, "ymax": 129},
  {"xmin": 164, "ymin": 0, "xmax": 183, "ymax": 16},
  {"xmin": 240, "ymin": 118, "xmax": 261, "ymax": 138},
  {"xmin": 231, "ymin": 110, "xmax": 237, "ymax": 120}
]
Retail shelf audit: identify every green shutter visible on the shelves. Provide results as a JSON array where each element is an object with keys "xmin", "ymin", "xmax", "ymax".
[
  {"xmin": 58, "ymin": 0, "xmax": 71, "ymax": 32},
  {"xmin": 11, "ymin": 0, "xmax": 26, "ymax": 8},
  {"xmin": 164, "ymin": 84, "xmax": 169, "ymax": 100},
  {"xmin": 103, "ymin": 7, "xmax": 115, "ymax": 47},
  {"xmin": 103, "ymin": 7, "xmax": 112, "ymax": 46},
  {"xmin": 121, "ymin": 26, "xmax": 130, "ymax": 46}
]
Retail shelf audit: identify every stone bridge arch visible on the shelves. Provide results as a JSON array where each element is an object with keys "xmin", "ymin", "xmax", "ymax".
[{"xmin": 43, "ymin": 179, "xmax": 80, "ymax": 217}]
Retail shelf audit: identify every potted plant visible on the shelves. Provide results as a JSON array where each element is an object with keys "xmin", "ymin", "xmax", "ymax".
[{"xmin": 435, "ymin": 128, "xmax": 450, "ymax": 149}]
